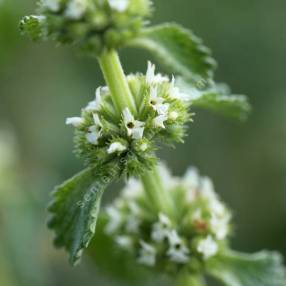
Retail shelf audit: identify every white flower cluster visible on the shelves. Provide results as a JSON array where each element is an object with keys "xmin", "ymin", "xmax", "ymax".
[
  {"xmin": 103, "ymin": 164, "xmax": 232, "ymax": 271},
  {"xmin": 65, "ymin": 63, "xmax": 191, "ymax": 171}
]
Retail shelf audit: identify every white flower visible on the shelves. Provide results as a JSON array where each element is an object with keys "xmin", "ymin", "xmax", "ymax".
[
  {"xmin": 126, "ymin": 216, "xmax": 140, "ymax": 233},
  {"xmin": 153, "ymin": 114, "xmax": 168, "ymax": 128},
  {"xmin": 157, "ymin": 162, "xmax": 179, "ymax": 189},
  {"xmin": 123, "ymin": 108, "xmax": 145, "ymax": 139},
  {"xmin": 115, "ymin": 235, "xmax": 133, "ymax": 250},
  {"xmin": 146, "ymin": 62, "xmax": 169, "ymax": 85},
  {"xmin": 182, "ymin": 167, "xmax": 200, "ymax": 202},
  {"xmin": 200, "ymin": 177, "xmax": 216, "ymax": 201},
  {"xmin": 197, "ymin": 235, "xmax": 218, "ymax": 260},
  {"xmin": 167, "ymin": 230, "xmax": 190, "ymax": 264},
  {"xmin": 105, "ymin": 206, "xmax": 122, "ymax": 234},
  {"xmin": 167, "ymin": 244, "xmax": 190, "ymax": 264},
  {"xmin": 137, "ymin": 240, "xmax": 156, "ymax": 267},
  {"xmin": 85, "ymin": 87, "xmax": 103, "ymax": 112},
  {"xmin": 210, "ymin": 215, "xmax": 229, "ymax": 240},
  {"xmin": 122, "ymin": 178, "xmax": 143, "ymax": 199},
  {"xmin": 107, "ymin": 142, "xmax": 126, "ymax": 154},
  {"xmin": 209, "ymin": 199, "xmax": 226, "ymax": 217},
  {"xmin": 151, "ymin": 213, "xmax": 172, "ymax": 242},
  {"xmin": 43, "ymin": 0, "xmax": 60, "ymax": 12},
  {"xmin": 167, "ymin": 230, "xmax": 182, "ymax": 246},
  {"xmin": 86, "ymin": 114, "xmax": 102, "ymax": 145},
  {"xmin": 65, "ymin": 117, "xmax": 84, "ymax": 127},
  {"xmin": 65, "ymin": 0, "xmax": 87, "ymax": 20},
  {"xmin": 157, "ymin": 103, "xmax": 170, "ymax": 115},
  {"xmin": 170, "ymin": 76, "xmax": 191, "ymax": 101},
  {"xmin": 149, "ymin": 87, "xmax": 164, "ymax": 110},
  {"xmin": 108, "ymin": 0, "xmax": 129, "ymax": 12}
]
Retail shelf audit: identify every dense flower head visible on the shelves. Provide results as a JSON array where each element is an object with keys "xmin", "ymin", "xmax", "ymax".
[
  {"xmin": 20, "ymin": 0, "xmax": 152, "ymax": 54},
  {"xmin": 66, "ymin": 63, "xmax": 191, "ymax": 177},
  {"xmin": 103, "ymin": 164, "xmax": 232, "ymax": 274}
]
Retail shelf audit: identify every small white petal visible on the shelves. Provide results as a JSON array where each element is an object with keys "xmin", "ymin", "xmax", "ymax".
[
  {"xmin": 153, "ymin": 114, "xmax": 168, "ymax": 128},
  {"xmin": 131, "ymin": 126, "xmax": 145, "ymax": 139},
  {"xmin": 65, "ymin": 117, "xmax": 84, "ymax": 127},
  {"xmin": 86, "ymin": 132, "xmax": 98, "ymax": 145},
  {"xmin": 210, "ymin": 215, "xmax": 229, "ymax": 240},
  {"xmin": 107, "ymin": 142, "xmax": 126, "ymax": 154},
  {"xmin": 170, "ymin": 76, "xmax": 192, "ymax": 101},
  {"xmin": 122, "ymin": 178, "xmax": 143, "ymax": 199},
  {"xmin": 115, "ymin": 235, "xmax": 132, "ymax": 249},
  {"xmin": 183, "ymin": 167, "xmax": 200, "ymax": 202},
  {"xmin": 108, "ymin": 0, "xmax": 129, "ymax": 12},
  {"xmin": 65, "ymin": 0, "xmax": 87, "ymax": 20},
  {"xmin": 105, "ymin": 206, "xmax": 122, "ymax": 234},
  {"xmin": 167, "ymin": 245, "xmax": 190, "ymax": 264},
  {"xmin": 197, "ymin": 235, "xmax": 218, "ymax": 260},
  {"xmin": 126, "ymin": 216, "xmax": 140, "ymax": 233},
  {"xmin": 168, "ymin": 230, "xmax": 182, "ymax": 246},
  {"xmin": 93, "ymin": 113, "xmax": 102, "ymax": 126},
  {"xmin": 146, "ymin": 61, "xmax": 168, "ymax": 84},
  {"xmin": 85, "ymin": 88, "xmax": 103, "ymax": 112},
  {"xmin": 157, "ymin": 103, "xmax": 169, "ymax": 115},
  {"xmin": 43, "ymin": 0, "xmax": 60, "ymax": 12},
  {"xmin": 146, "ymin": 61, "xmax": 156, "ymax": 84},
  {"xmin": 151, "ymin": 213, "xmax": 172, "ymax": 242},
  {"xmin": 123, "ymin": 107, "xmax": 134, "ymax": 124},
  {"xmin": 200, "ymin": 177, "xmax": 217, "ymax": 200},
  {"xmin": 137, "ymin": 240, "xmax": 156, "ymax": 267}
]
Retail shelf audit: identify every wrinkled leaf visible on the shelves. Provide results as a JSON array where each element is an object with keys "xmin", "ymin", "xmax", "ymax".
[
  {"xmin": 207, "ymin": 250, "xmax": 286, "ymax": 286},
  {"xmin": 47, "ymin": 165, "xmax": 117, "ymax": 265},
  {"xmin": 178, "ymin": 79, "xmax": 251, "ymax": 120},
  {"xmin": 129, "ymin": 23, "xmax": 216, "ymax": 84}
]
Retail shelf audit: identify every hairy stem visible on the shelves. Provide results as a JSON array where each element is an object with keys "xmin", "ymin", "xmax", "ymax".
[
  {"xmin": 141, "ymin": 165, "xmax": 174, "ymax": 218},
  {"xmin": 99, "ymin": 49, "xmax": 137, "ymax": 115},
  {"xmin": 98, "ymin": 49, "xmax": 174, "ymax": 217}
]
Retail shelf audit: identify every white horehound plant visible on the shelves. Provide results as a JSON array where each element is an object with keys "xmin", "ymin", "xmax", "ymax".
[{"xmin": 21, "ymin": 0, "xmax": 285, "ymax": 285}]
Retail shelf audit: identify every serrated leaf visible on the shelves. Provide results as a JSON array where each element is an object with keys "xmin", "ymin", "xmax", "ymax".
[
  {"xmin": 47, "ymin": 165, "xmax": 117, "ymax": 265},
  {"xmin": 207, "ymin": 250, "xmax": 286, "ymax": 286},
  {"xmin": 129, "ymin": 23, "xmax": 216, "ymax": 84},
  {"xmin": 178, "ymin": 79, "xmax": 251, "ymax": 120}
]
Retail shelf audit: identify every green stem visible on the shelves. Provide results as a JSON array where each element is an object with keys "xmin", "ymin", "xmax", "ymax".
[
  {"xmin": 98, "ymin": 49, "xmax": 173, "ymax": 217},
  {"xmin": 141, "ymin": 164, "xmax": 174, "ymax": 218},
  {"xmin": 99, "ymin": 49, "xmax": 137, "ymax": 115},
  {"xmin": 177, "ymin": 272, "xmax": 206, "ymax": 286}
]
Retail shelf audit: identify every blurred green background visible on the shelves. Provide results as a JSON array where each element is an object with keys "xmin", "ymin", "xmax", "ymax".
[{"xmin": 0, "ymin": 0, "xmax": 286, "ymax": 285}]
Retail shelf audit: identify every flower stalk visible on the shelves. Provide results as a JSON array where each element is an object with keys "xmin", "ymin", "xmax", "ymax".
[{"xmin": 99, "ymin": 49, "xmax": 137, "ymax": 115}]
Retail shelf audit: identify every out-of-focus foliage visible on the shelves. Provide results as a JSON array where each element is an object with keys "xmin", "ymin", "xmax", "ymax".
[{"xmin": 1, "ymin": 0, "xmax": 286, "ymax": 285}]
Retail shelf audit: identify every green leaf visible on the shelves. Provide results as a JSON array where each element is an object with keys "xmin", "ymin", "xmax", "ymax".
[
  {"xmin": 129, "ymin": 23, "xmax": 216, "ymax": 84},
  {"xmin": 207, "ymin": 250, "xmax": 286, "ymax": 286},
  {"xmin": 178, "ymin": 79, "xmax": 251, "ymax": 120},
  {"xmin": 47, "ymin": 165, "xmax": 117, "ymax": 265}
]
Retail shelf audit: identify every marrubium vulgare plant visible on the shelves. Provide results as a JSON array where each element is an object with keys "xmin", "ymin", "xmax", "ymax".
[{"xmin": 21, "ymin": 0, "xmax": 286, "ymax": 285}]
